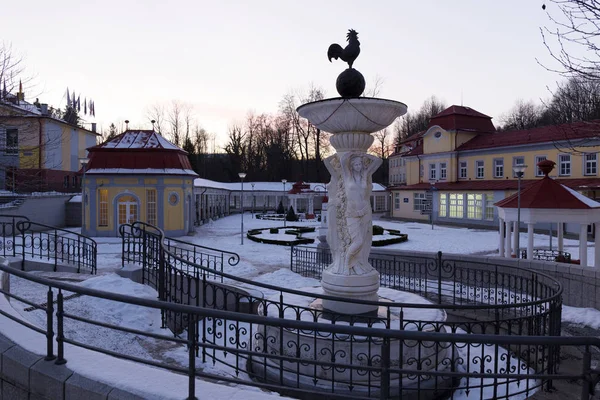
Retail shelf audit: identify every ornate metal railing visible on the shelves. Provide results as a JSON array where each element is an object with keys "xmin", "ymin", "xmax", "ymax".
[
  {"xmin": 0, "ymin": 214, "xmax": 96, "ymax": 274},
  {"xmin": 1, "ymin": 260, "xmax": 598, "ymax": 400},
  {"xmin": 111, "ymin": 222, "xmax": 567, "ymax": 399},
  {"xmin": 523, "ymin": 248, "xmax": 572, "ymax": 263}
]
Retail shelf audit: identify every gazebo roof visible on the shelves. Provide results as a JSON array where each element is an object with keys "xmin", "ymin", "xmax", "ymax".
[{"xmin": 495, "ymin": 160, "xmax": 600, "ymax": 210}]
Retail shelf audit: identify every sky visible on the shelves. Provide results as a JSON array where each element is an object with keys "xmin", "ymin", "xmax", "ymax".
[{"xmin": 1, "ymin": 0, "xmax": 574, "ymax": 148}]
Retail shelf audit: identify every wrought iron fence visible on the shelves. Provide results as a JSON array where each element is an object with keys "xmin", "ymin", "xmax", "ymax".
[
  {"xmin": 110, "ymin": 222, "xmax": 568, "ymax": 398},
  {"xmin": 1, "ymin": 260, "xmax": 598, "ymax": 400},
  {"xmin": 0, "ymin": 214, "xmax": 96, "ymax": 274}
]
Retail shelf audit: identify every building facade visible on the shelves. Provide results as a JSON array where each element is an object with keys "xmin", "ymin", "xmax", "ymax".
[
  {"xmin": 82, "ymin": 130, "xmax": 197, "ymax": 237},
  {"xmin": 388, "ymin": 105, "xmax": 600, "ymax": 234},
  {"xmin": 0, "ymin": 93, "xmax": 98, "ymax": 192}
]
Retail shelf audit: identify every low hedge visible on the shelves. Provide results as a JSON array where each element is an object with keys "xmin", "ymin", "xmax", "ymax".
[
  {"xmin": 372, "ymin": 233, "xmax": 408, "ymax": 247},
  {"xmin": 247, "ymin": 226, "xmax": 316, "ymax": 246}
]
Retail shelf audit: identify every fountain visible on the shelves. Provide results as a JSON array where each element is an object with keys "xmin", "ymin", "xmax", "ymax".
[{"xmin": 251, "ymin": 29, "xmax": 453, "ymax": 399}]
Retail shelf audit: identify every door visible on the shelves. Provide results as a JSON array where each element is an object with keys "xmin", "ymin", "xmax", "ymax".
[{"xmin": 117, "ymin": 195, "xmax": 138, "ymax": 228}]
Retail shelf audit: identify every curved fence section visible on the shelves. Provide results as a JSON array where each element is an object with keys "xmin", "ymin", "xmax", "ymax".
[
  {"xmin": 0, "ymin": 214, "xmax": 96, "ymax": 274},
  {"xmin": 0, "ymin": 259, "xmax": 598, "ymax": 400},
  {"xmin": 112, "ymin": 222, "xmax": 568, "ymax": 399}
]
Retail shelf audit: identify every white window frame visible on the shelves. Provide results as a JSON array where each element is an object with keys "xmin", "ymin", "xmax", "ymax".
[
  {"xmin": 413, "ymin": 192, "xmax": 427, "ymax": 212},
  {"xmin": 439, "ymin": 193, "xmax": 447, "ymax": 217},
  {"xmin": 459, "ymin": 161, "xmax": 467, "ymax": 179},
  {"xmin": 535, "ymin": 155, "xmax": 547, "ymax": 177},
  {"xmin": 394, "ymin": 193, "xmax": 400, "ymax": 210},
  {"xmin": 513, "ymin": 156, "xmax": 525, "ymax": 177},
  {"xmin": 559, "ymin": 154, "xmax": 571, "ymax": 176},
  {"xmin": 449, "ymin": 193, "xmax": 464, "ymax": 218},
  {"xmin": 429, "ymin": 163, "xmax": 437, "ymax": 181},
  {"xmin": 493, "ymin": 158, "xmax": 504, "ymax": 178},
  {"xmin": 98, "ymin": 189, "xmax": 108, "ymax": 227},
  {"xmin": 476, "ymin": 160, "xmax": 484, "ymax": 179},
  {"xmin": 440, "ymin": 162, "xmax": 447, "ymax": 180},
  {"xmin": 146, "ymin": 189, "xmax": 157, "ymax": 225},
  {"xmin": 585, "ymin": 153, "xmax": 597, "ymax": 176}
]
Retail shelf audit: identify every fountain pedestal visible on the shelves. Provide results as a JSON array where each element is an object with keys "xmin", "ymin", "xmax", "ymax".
[{"xmin": 298, "ymin": 97, "xmax": 407, "ymax": 315}]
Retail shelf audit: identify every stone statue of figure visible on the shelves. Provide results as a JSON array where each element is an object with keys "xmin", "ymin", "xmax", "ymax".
[{"xmin": 324, "ymin": 152, "xmax": 382, "ymax": 276}]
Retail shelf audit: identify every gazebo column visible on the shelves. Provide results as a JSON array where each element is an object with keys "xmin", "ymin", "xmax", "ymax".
[
  {"xmin": 527, "ymin": 223, "xmax": 534, "ymax": 260},
  {"xmin": 580, "ymin": 224, "xmax": 588, "ymax": 267},
  {"xmin": 498, "ymin": 218, "xmax": 505, "ymax": 256},
  {"xmin": 512, "ymin": 221, "xmax": 519, "ymax": 256},
  {"xmin": 557, "ymin": 222, "xmax": 564, "ymax": 252},
  {"xmin": 308, "ymin": 197, "xmax": 314, "ymax": 215},
  {"xmin": 595, "ymin": 223, "xmax": 600, "ymax": 267},
  {"xmin": 505, "ymin": 221, "xmax": 512, "ymax": 258}
]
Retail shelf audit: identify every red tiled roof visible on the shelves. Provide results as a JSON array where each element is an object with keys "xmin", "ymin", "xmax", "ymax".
[
  {"xmin": 388, "ymin": 178, "xmax": 600, "ymax": 192},
  {"xmin": 428, "ymin": 105, "xmax": 496, "ymax": 133},
  {"xmin": 456, "ymin": 121, "xmax": 600, "ymax": 151},
  {"xmin": 403, "ymin": 141, "xmax": 424, "ymax": 156},
  {"xmin": 495, "ymin": 176, "xmax": 600, "ymax": 209}
]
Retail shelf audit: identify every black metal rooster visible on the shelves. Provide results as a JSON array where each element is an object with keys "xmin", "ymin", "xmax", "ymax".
[{"xmin": 327, "ymin": 29, "xmax": 360, "ymax": 69}]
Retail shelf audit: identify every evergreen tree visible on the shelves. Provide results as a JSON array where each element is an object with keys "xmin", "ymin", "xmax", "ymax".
[
  {"xmin": 63, "ymin": 106, "xmax": 81, "ymax": 127},
  {"xmin": 286, "ymin": 205, "xmax": 298, "ymax": 222},
  {"xmin": 277, "ymin": 201, "xmax": 285, "ymax": 214}
]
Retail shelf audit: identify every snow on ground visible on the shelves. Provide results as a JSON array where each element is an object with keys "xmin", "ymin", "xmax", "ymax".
[{"xmin": 5, "ymin": 216, "xmax": 600, "ymax": 399}]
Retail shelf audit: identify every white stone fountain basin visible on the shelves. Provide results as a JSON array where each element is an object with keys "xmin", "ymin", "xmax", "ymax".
[
  {"xmin": 250, "ymin": 287, "xmax": 453, "ymax": 398},
  {"xmin": 296, "ymin": 97, "xmax": 407, "ymax": 135}
]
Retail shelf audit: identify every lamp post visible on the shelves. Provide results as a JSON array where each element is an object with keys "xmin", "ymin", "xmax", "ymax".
[
  {"xmin": 282, "ymin": 179, "xmax": 287, "ymax": 228},
  {"xmin": 251, "ymin": 183, "xmax": 255, "ymax": 218},
  {"xmin": 239, "ymin": 172, "xmax": 247, "ymax": 245},
  {"xmin": 79, "ymin": 158, "xmax": 89, "ymax": 233},
  {"xmin": 513, "ymin": 164, "xmax": 527, "ymax": 258}
]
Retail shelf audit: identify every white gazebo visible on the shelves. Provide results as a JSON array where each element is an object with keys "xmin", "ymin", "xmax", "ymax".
[{"xmin": 496, "ymin": 160, "xmax": 600, "ymax": 267}]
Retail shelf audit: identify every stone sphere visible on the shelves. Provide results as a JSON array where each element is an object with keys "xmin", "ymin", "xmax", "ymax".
[{"xmin": 336, "ymin": 68, "xmax": 366, "ymax": 98}]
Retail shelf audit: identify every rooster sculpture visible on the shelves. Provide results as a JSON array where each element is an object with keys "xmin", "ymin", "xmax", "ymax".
[{"xmin": 327, "ymin": 29, "xmax": 361, "ymax": 69}]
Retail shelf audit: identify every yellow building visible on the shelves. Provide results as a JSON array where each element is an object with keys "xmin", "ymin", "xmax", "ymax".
[
  {"xmin": 81, "ymin": 130, "xmax": 197, "ymax": 237},
  {"xmin": 389, "ymin": 105, "xmax": 600, "ymax": 235},
  {"xmin": 0, "ymin": 92, "xmax": 98, "ymax": 192}
]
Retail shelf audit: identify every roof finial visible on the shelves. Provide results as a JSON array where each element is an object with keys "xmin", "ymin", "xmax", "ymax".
[{"xmin": 537, "ymin": 159, "xmax": 556, "ymax": 177}]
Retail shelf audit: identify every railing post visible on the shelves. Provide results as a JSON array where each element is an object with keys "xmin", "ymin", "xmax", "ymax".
[
  {"xmin": 380, "ymin": 337, "xmax": 391, "ymax": 400},
  {"xmin": 142, "ymin": 229, "xmax": 147, "ymax": 284},
  {"xmin": 77, "ymin": 235, "xmax": 81, "ymax": 273},
  {"xmin": 55, "ymin": 289, "xmax": 67, "ymax": 365},
  {"xmin": 20, "ymin": 226, "xmax": 25, "ymax": 271},
  {"xmin": 437, "ymin": 251, "xmax": 443, "ymax": 304},
  {"xmin": 45, "ymin": 287, "xmax": 55, "ymax": 361},
  {"xmin": 187, "ymin": 313, "xmax": 197, "ymax": 400},
  {"xmin": 581, "ymin": 346, "xmax": 592, "ymax": 399},
  {"xmin": 159, "ymin": 248, "xmax": 166, "ymax": 328},
  {"xmin": 53, "ymin": 230, "xmax": 58, "ymax": 272}
]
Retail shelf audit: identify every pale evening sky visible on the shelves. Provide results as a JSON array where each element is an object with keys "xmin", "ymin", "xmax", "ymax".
[{"xmin": 2, "ymin": 0, "xmax": 573, "ymax": 148}]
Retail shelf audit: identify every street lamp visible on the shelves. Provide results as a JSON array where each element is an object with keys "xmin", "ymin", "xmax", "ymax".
[
  {"xmin": 251, "ymin": 183, "xmax": 255, "ymax": 218},
  {"xmin": 513, "ymin": 164, "xmax": 527, "ymax": 258},
  {"xmin": 282, "ymin": 179, "xmax": 287, "ymax": 228},
  {"xmin": 239, "ymin": 172, "xmax": 247, "ymax": 245},
  {"xmin": 79, "ymin": 158, "xmax": 89, "ymax": 233}
]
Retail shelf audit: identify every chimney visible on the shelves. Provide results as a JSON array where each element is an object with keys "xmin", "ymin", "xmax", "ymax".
[
  {"xmin": 91, "ymin": 123, "xmax": 97, "ymax": 133},
  {"xmin": 125, "ymin": 120, "xmax": 129, "ymax": 130}
]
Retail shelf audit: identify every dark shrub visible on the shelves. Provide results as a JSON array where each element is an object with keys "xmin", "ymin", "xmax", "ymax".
[
  {"xmin": 286, "ymin": 206, "xmax": 298, "ymax": 222},
  {"xmin": 269, "ymin": 228, "xmax": 278, "ymax": 234},
  {"xmin": 276, "ymin": 201, "xmax": 285, "ymax": 214},
  {"xmin": 372, "ymin": 225, "xmax": 384, "ymax": 236}
]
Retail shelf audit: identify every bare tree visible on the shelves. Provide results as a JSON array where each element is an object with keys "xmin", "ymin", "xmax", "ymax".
[
  {"xmin": 145, "ymin": 103, "xmax": 166, "ymax": 134},
  {"xmin": 540, "ymin": 1, "xmax": 600, "ymax": 80},
  {"xmin": 363, "ymin": 75, "xmax": 384, "ymax": 97},
  {"xmin": 499, "ymin": 99, "xmax": 543, "ymax": 130},
  {"xmin": 0, "ymin": 43, "xmax": 34, "ymax": 96},
  {"xmin": 393, "ymin": 95, "xmax": 446, "ymax": 145}
]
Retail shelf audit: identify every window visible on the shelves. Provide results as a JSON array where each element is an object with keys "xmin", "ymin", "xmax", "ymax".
[
  {"xmin": 494, "ymin": 159, "xmax": 504, "ymax": 178},
  {"xmin": 6, "ymin": 129, "xmax": 18, "ymax": 154},
  {"xmin": 147, "ymin": 189, "xmax": 157, "ymax": 225},
  {"xmin": 394, "ymin": 193, "xmax": 400, "ymax": 209},
  {"xmin": 535, "ymin": 156, "xmax": 547, "ymax": 177},
  {"xmin": 467, "ymin": 193, "xmax": 483, "ymax": 219},
  {"xmin": 72, "ymin": 176, "xmax": 77, "ymax": 188},
  {"xmin": 585, "ymin": 153, "xmax": 597, "ymax": 176},
  {"xmin": 429, "ymin": 163, "xmax": 437, "ymax": 180},
  {"xmin": 63, "ymin": 176, "xmax": 69, "ymax": 188},
  {"xmin": 459, "ymin": 161, "xmax": 467, "ymax": 179},
  {"xmin": 485, "ymin": 193, "xmax": 494, "ymax": 220},
  {"xmin": 98, "ymin": 189, "xmax": 108, "ymax": 227},
  {"xmin": 375, "ymin": 196, "xmax": 385, "ymax": 211},
  {"xmin": 513, "ymin": 156, "xmax": 525, "ymax": 177},
  {"xmin": 559, "ymin": 154, "xmax": 571, "ymax": 176},
  {"xmin": 476, "ymin": 160, "xmax": 484, "ymax": 179},
  {"xmin": 439, "ymin": 193, "xmax": 447, "ymax": 217},
  {"xmin": 449, "ymin": 193, "xmax": 464, "ymax": 218},
  {"xmin": 440, "ymin": 163, "xmax": 447, "ymax": 180},
  {"xmin": 413, "ymin": 192, "xmax": 427, "ymax": 212}
]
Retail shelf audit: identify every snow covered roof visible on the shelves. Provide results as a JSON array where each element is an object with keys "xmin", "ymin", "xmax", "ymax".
[
  {"xmin": 93, "ymin": 130, "xmax": 181, "ymax": 150},
  {"xmin": 86, "ymin": 168, "xmax": 198, "ymax": 176},
  {"xmin": 194, "ymin": 178, "xmax": 387, "ymax": 193}
]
